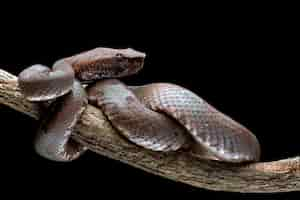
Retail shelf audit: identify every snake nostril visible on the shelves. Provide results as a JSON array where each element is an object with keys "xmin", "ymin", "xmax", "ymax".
[{"xmin": 173, "ymin": 131, "xmax": 179, "ymax": 136}]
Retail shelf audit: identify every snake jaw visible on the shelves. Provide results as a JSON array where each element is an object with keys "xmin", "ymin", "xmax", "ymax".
[
  {"xmin": 115, "ymin": 57, "xmax": 145, "ymax": 77},
  {"xmin": 113, "ymin": 48, "xmax": 146, "ymax": 77}
]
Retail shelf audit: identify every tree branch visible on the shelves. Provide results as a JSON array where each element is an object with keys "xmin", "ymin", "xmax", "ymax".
[{"xmin": 0, "ymin": 68, "xmax": 299, "ymax": 193}]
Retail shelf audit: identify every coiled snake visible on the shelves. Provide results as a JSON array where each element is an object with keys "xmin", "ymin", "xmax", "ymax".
[{"xmin": 18, "ymin": 47, "xmax": 260, "ymax": 163}]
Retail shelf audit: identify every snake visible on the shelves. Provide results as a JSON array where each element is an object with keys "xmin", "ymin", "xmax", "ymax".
[{"xmin": 18, "ymin": 47, "xmax": 261, "ymax": 163}]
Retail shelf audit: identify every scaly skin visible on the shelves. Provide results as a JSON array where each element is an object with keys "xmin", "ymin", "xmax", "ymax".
[
  {"xmin": 132, "ymin": 83, "xmax": 260, "ymax": 162},
  {"xmin": 18, "ymin": 47, "xmax": 260, "ymax": 163},
  {"xmin": 87, "ymin": 79, "xmax": 188, "ymax": 152}
]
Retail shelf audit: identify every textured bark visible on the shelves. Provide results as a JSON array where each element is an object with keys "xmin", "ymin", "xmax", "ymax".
[{"xmin": 0, "ymin": 68, "xmax": 299, "ymax": 193}]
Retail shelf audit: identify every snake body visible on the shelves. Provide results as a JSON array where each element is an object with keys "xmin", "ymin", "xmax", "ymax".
[{"xmin": 18, "ymin": 47, "xmax": 260, "ymax": 162}]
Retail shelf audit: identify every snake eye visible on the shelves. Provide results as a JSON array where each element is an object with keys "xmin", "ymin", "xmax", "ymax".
[{"xmin": 116, "ymin": 53, "xmax": 123, "ymax": 58}]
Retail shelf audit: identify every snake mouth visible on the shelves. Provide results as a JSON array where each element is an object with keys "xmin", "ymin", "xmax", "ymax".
[
  {"xmin": 123, "ymin": 57, "xmax": 145, "ymax": 75},
  {"xmin": 110, "ymin": 57, "xmax": 145, "ymax": 78}
]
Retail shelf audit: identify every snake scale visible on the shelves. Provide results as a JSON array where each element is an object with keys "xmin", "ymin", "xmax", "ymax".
[{"xmin": 18, "ymin": 47, "xmax": 260, "ymax": 163}]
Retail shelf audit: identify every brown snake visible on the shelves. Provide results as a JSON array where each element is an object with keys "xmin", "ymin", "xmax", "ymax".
[{"xmin": 18, "ymin": 47, "xmax": 260, "ymax": 162}]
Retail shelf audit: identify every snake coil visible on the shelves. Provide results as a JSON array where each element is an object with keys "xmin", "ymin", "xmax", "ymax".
[{"xmin": 18, "ymin": 47, "xmax": 260, "ymax": 162}]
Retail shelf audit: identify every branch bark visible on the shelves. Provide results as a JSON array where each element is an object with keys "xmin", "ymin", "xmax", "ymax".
[{"xmin": 0, "ymin": 68, "xmax": 299, "ymax": 193}]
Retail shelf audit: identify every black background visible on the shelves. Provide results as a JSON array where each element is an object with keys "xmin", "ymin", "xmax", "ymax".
[{"xmin": 0, "ymin": 3, "xmax": 299, "ymax": 199}]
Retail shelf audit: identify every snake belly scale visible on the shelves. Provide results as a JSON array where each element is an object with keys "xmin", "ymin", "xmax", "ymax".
[{"xmin": 18, "ymin": 47, "xmax": 260, "ymax": 163}]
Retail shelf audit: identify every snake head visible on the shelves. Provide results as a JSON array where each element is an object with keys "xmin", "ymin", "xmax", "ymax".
[{"xmin": 69, "ymin": 47, "xmax": 146, "ymax": 81}]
